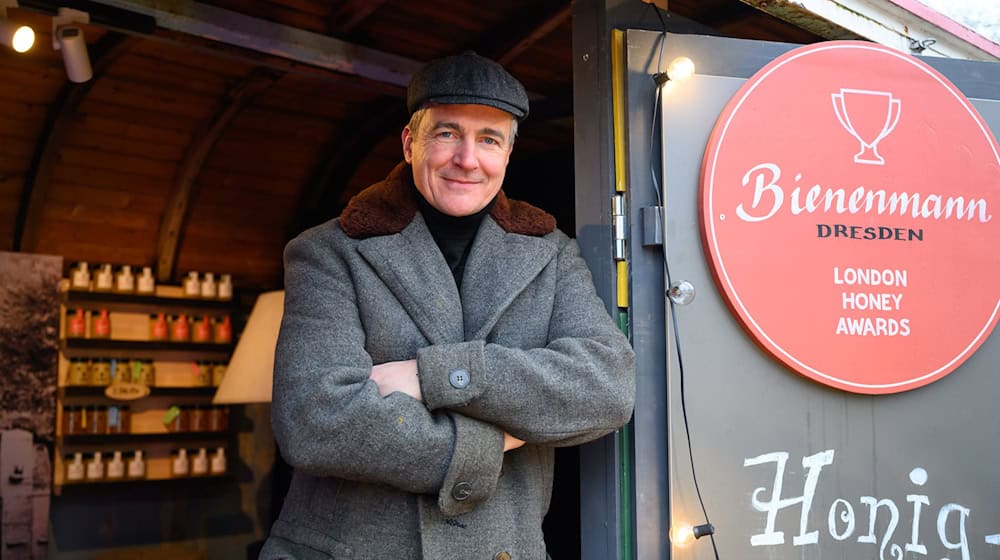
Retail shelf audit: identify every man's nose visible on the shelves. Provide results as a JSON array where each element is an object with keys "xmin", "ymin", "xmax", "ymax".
[{"xmin": 452, "ymin": 140, "xmax": 478, "ymax": 169}]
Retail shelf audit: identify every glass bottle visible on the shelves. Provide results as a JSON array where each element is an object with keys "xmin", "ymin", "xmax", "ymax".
[
  {"xmin": 217, "ymin": 274, "xmax": 233, "ymax": 300},
  {"xmin": 163, "ymin": 405, "xmax": 188, "ymax": 433},
  {"xmin": 68, "ymin": 358, "xmax": 90, "ymax": 386},
  {"xmin": 85, "ymin": 452, "xmax": 105, "ymax": 481},
  {"xmin": 90, "ymin": 359, "xmax": 111, "ymax": 386},
  {"xmin": 67, "ymin": 308, "xmax": 86, "ymax": 338},
  {"xmin": 91, "ymin": 309, "xmax": 111, "ymax": 339},
  {"xmin": 137, "ymin": 266, "xmax": 155, "ymax": 294},
  {"xmin": 70, "ymin": 262, "xmax": 90, "ymax": 290},
  {"xmin": 208, "ymin": 406, "xmax": 229, "ymax": 432},
  {"xmin": 127, "ymin": 450, "xmax": 146, "ymax": 479},
  {"xmin": 94, "ymin": 264, "xmax": 114, "ymax": 292},
  {"xmin": 191, "ymin": 447, "xmax": 208, "ymax": 476},
  {"xmin": 106, "ymin": 451, "xmax": 125, "ymax": 479},
  {"xmin": 171, "ymin": 314, "xmax": 190, "ymax": 342},
  {"xmin": 211, "ymin": 362, "xmax": 227, "ymax": 387},
  {"xmin": 214, "ymin": 315, "xmax": 232, "ymax": 344},
  {"xmin": 193, "ymin": 315, "xmax": 212, "ymax": 343},
  {"xmin": 84, "ymin": 405, "xmax": 107, "ymax": 434},
  {"xmin": 189, "ymin": 405, "xmax": 208, "ymax": 432},
  {"xmin": 194, "ymin": 361, "xmax": 212, "ymax": 387},
  {"xmin": 114, "ymin": 265, "xmax": 134, "ymax": 293},
  {"xmin": 107, "ymin": 405, "xmax": 130, "ymax": 434},
  {"xmin": 210, "ymin": 447, "xmax": 227, "ymax": 475},
  {"xmin": 183, "ymin": 271, "xmax": 200, "ymax": 297},
  {"xmin": 199, "ymin": 272, "xmax": 216, "ymax": 299},
  {"xmin": 61, "ymin": 406, "xmax": 81, "ymax": 435},
  {"xmin": 66, "ymin": 452, "xmax": 85, "ymax": 481},
  {"xmin": 171, "ymin": 449, "xmax": 189, "ymax": 477}
]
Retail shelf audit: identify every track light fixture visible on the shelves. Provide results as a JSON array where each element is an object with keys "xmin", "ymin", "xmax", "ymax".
[
  {"xmin": 0, "ymin": 0, "xmax": 34, "ymax": 53},
  {"xmin": 52, "ymin": 7, "xmax": 92, "ymax": 83}
]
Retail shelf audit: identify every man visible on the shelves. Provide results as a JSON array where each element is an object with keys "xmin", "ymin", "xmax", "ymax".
[{"xmin": 261, "ymin": 51, "xmax": 635, "ymax": 559}]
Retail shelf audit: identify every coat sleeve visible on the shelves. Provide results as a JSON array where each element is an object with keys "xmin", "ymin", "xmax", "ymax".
[
  {"xmin": 416, "ymin": 235, "xmax": 636, "ymax": 447},
  {"xmin": 271, "ymin": 226, "xmax": 504, "ymax": 516}
]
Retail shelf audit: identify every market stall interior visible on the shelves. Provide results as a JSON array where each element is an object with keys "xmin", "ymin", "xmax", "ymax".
[{"xmin": 0, "ymin": 0, "xmax": 822, "ymax": 558}]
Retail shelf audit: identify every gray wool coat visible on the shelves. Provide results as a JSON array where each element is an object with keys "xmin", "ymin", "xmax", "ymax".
[{"xmin": 260, "ymin": 163, "xmax": 636, "ymax": 560}]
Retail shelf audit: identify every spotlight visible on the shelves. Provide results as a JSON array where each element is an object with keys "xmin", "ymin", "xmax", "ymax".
[
  {"xmin": 55, "ymin": 26, "xmax": 92, "ymax": 82},
  {"xmin": 52, "ymin": 8, "xmax": 92, "ymax": 83},
  {"xmin": 0, "ymin": 20, "xmax": 32, "ymax": 52},
  {"xmin": 0, "ymin": 0, "xmax": 33, "ymax": 53}
]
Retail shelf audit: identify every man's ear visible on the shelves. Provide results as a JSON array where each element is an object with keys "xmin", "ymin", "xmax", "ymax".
[{"xmin": 401, "ymin": 126, "xmax": 414, "ymax": 163}]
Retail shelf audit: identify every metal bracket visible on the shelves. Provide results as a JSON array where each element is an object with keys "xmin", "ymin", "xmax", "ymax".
[{"xmin": 641, "ymin": 206, "xmax": 663, "ymax": 246}]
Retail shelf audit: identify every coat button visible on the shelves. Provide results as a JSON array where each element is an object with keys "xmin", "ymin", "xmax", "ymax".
[
  {"xmin": 449, "ymin": 369, "xmax": 470, "ymax": 389},
  {"xmin": 451, "ymin": 481, "xmax": 473, "ymax": 501},
  {"xmin": 494, "ymin": 552, "xmax": 511, "ymax": 560}
]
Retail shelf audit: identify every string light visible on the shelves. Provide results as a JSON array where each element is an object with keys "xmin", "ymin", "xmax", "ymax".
[
  {"xmin": 669, "ymin": 522, "xmax": 715, "ymax": 547},
  {"xmin": 666, "ymin": 56, "xmax": 696, "ymax": 82}
]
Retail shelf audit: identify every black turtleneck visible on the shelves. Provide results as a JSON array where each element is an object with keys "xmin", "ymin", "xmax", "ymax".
[{"xmin": 414, "ymin": 186, "xmax": 497, "ymax": 290}]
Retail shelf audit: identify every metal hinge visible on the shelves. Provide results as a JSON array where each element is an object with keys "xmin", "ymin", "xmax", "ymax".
[{"xmin": 613, "ymin": 193, "xmax": 626, "ymax": 260}]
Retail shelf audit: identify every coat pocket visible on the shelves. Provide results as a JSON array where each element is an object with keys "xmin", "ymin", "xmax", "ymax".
[{"xmin": 264, "ymin": 519, "xmax": 354, "ymax": 559}]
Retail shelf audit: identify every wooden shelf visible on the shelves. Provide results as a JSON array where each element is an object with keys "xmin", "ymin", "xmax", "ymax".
[
  {"xmin": 64, "ymin": 289, "xmax": 234, "ymax": 315},
  {"xmin": 60, "ymin": 385, "xmax": 219, "ymax": 398},
  {"xmin": 56, "ymin": 473, "xmax": 232, "ymax": 488},
  {"xmin": 60, "ymin": 432, "xmax": 230, "ymax": 445},
  {"xmin": 61, "ymin": 338, "xmax": 233, "ymax": 360}
]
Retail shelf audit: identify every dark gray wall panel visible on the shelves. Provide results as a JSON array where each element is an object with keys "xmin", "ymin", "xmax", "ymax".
[{"xmin": 627, "ymin": 29, "xmax": 1000, "ymax": 559}]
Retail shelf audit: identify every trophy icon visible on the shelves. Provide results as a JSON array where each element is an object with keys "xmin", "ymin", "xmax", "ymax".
[{"xmin": 831, "ymin": 88, "xmax": 901, "ymax": 165}]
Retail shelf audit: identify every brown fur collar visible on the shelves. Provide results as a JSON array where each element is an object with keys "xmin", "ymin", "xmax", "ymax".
[{"xmin": 340, "ymin": 162, "xmax": 556, "ymax": 239}]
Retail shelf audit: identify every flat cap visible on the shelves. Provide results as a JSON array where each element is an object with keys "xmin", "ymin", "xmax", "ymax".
[{"xmin": 407, "ymin": 51, "xmax": 529, "ymax": 120}]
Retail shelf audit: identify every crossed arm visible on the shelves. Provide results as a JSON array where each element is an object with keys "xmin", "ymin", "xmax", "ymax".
[{"xmin": 369, "ymin": 359, "xmax": 526, "ymax": 451}]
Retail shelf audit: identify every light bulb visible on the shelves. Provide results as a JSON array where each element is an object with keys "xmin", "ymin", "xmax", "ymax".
[
  {"xmin": 667, "ymin": 56, "xmax": 696, "ymax": 82},
  {"xmin": 12, "ymin": 25, "xmax": 33, "ymax": 52},
  {"xmin": 669, "ymin": 524, "xmax": 696, "ymax": 547},
  {"xmin": 669, "ymin": 521, "xmax": 715, "ymax": 547}
]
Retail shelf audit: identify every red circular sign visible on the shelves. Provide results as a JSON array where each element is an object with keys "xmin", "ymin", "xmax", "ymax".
[{"xmin": 700, "ymin": 41, "xmax": 1000, "ymax": 394}]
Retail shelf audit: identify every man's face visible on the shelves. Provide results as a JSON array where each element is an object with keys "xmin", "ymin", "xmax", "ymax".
[{"xmin": 402, "ymin": 104, "xmax": 514, "ymax": 217}]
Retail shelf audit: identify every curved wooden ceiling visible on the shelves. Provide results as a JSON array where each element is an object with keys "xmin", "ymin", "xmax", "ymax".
[{"xmin": 1, "ymin": 0, "xmax": 818, "ymax": 292}]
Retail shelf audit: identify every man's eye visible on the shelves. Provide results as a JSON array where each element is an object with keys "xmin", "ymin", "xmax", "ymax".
[
  {"xmin": 482, "ymin": 137, "xmax": 499, "ymax": 145},
  {"xmin": 437, "ymin": 131, "xmax": 454, "ymax": 138}
]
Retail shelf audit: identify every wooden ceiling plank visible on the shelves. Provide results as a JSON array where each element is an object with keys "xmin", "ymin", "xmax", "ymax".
[
  {"xmin": 14, "ymin": 33, "xmax": 134, "ymax": 253},
  {"xmin": 154, "ymin": 67, "xmax": 282, "ymax": 283},
  {"xmin": 496, "ymin": 4, "xmax": 572, "ymax": 66},
  {"xmin": 328, "ymin": 0, "xmax": 389, "ymax": 34},
  {"xmin": 89, "ymin": 0, "xmax": 424, "ymax": 86}
]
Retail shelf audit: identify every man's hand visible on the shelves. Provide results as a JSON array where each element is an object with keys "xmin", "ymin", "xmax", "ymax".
[
  {"xmin": 503, "ymin": 433, "xmax": 525, "ymax": 452},
  {"xmin": 369, "ymin": 359, "xmax": 422, "ymax": 401}
]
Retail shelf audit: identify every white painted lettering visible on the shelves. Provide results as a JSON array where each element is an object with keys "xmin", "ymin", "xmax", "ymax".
[
  {"xmin": 828, "ymin": 498, "xmax": 855, "ymax": 541},
  {"xmin": 744, "ymin": 449, "xmax": 834, "ymax": 546},
  {"xmin": 858, "ymin": 496, "xmax": 902, "ymax": 560},
  {"xmin": 938, "ymin": 504, "xmax": 971, "ymax": 560}
]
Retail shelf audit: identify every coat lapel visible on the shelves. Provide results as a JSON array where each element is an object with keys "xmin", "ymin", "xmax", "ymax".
[
  {"xmin": 461, "ymin": 217, "xmax": 557, "ymax": 341},
  {"xmin": 357, "ymin": 214, "xmax": 464, "ymax": 345}
]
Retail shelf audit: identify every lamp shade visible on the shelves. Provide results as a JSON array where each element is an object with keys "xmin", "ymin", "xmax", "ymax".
[{"xmin": 213, "ymin": 290, "xmax": 284, "ymax": 404}]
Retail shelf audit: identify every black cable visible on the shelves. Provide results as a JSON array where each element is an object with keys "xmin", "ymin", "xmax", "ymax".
[{"xmin": 646, "ymin": 3, "xmax": 720, "ymax": 557}]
